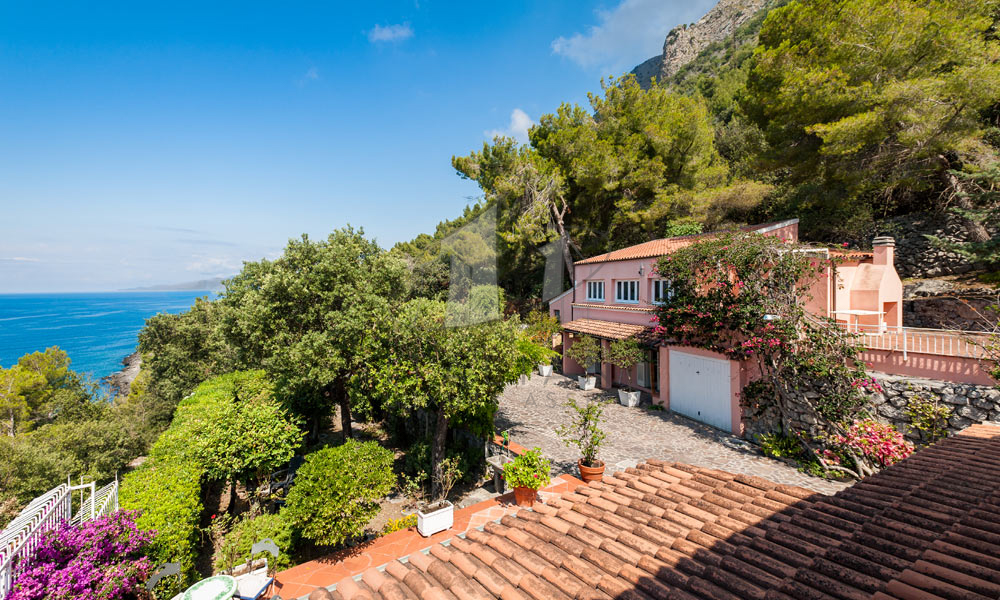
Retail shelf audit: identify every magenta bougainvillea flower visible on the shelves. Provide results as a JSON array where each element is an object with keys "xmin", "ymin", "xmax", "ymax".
[{"xmin": 9, "ymin": 510, "xmax": 155, "ymax": 600}]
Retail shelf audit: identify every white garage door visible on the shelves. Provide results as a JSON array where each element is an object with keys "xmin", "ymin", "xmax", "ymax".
[{"xmin": 669, "ymin": 350, "xmax": 733, "ymax": 431}]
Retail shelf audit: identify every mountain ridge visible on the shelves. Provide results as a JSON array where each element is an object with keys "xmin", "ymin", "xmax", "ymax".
[{"xmin": 631, "ymin": 0, "xmax": 769, "ymax": 87}]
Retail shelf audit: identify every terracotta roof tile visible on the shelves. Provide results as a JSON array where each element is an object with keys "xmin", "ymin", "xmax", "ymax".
[
  {"xmin": 312, "ymin": 424, "xmax": 1000, "ymax": 600},
  {"xmin": 562, "ymin": 318, "xmax": 658, "ymax": 344},
  {"xmin": 574, "ymin": 219, "xmax": 799, "ymax": 266}
]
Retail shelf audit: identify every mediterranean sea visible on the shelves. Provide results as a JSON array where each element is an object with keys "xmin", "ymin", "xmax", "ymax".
[{"xmin": 0, "ymin": 291, "xmax": 213, "ymax": 381}]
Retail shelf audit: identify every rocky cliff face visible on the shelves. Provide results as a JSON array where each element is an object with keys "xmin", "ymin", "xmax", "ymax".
[{"xmin": 631, "ymin": 0, "xmax": 769, "ymax": 87}]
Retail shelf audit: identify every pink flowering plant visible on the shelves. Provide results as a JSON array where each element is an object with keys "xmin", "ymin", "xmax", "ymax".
[
  {"xmin": 821, "ymin": 419, "xmax": 913, "ymax": 473},
  {"xmin": 503, "ymin": 447, "xmax": 551, "ymax": 490},
  {"xmin": 9, "ymin": 510, "xmax": 155, "ymax": 600}
]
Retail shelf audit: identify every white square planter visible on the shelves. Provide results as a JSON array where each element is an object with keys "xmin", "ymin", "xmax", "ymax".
[
  {"xmin": 618, "ymin": 389, "xmax": 640, "ymax": 407},
  {"xmin": 578, "ymin": 375, "xmax": 596, "ymax": 390},
  {"xmin": 416, "ymin": 501, "xmax": 454, "ymax": 537},
  {"xmin": 538, "ymin": 364, "xmax": 553, "ymax": 377}
]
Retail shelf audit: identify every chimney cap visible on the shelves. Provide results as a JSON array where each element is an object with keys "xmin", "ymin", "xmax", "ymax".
[{"xmin": 872, "ymin": 235, "xmax": 895, "ymax": 247}]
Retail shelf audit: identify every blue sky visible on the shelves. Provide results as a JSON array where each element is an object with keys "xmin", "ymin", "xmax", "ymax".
[{"xmin": 0, "ymin": 0, "xmax": 715, "ymax": 292}]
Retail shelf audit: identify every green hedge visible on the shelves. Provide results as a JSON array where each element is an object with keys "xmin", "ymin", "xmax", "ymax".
[
  {"xmin": 120, "ymin": 370, "xmax": 274, "ymax": 581},
  {"xmin": 120, "ymin": 460, "xmax": 203, "ymax": 575}
]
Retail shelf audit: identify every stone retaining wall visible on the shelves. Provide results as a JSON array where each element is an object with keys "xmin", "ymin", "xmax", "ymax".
[
  {"xmin": 871, "ymin": 373, "xmax": 1000, "ymax": 442},
  {"xmin": 743, "ymin": 373, "xmax": 1000, "ymax": 443},
  {"xmin": 882, "ymin": 212, "xmax": 986, "ymax": 278}
]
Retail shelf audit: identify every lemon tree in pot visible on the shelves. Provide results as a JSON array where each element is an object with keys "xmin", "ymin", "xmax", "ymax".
[
  {"xmin": 503, "ymin": 448, "xmax": 551, "ymax": 507},
  {"xmin": 565, "ymin": 335, "xmax": 601, "ymax": 390},
  {"xmin": 556, "ymin": 397, "xmax": 607, "ymax": 483},
  {"xmin": 526, "ymin": 311, "xmax": 562, "ymax": 376},
  {"xmin": 604, "ymin": 338, "xmax": 643, "ymax": 407}
]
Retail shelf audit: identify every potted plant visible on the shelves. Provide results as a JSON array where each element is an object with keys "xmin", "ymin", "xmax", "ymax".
[
  {"xmin": 604, "ymin": 338, "xmax": 643, "ymax": 407},
  {"xmin": 556, "ymin": 397, "xmax": 607, "ymax": 483},
  {"xmin": 414, "ymin": 458, "xmax": 462, "ymax": 537},
  {"xmin": 526, "ymin": 311, "xmax": 562, "ymax": 376},
  {"xmin": 503, "ymin": 448, "xmax": 551, "ymax": 507},
  {"xmin": 565, "ymin": 335, "xmax": 601, "ymax": 390}
]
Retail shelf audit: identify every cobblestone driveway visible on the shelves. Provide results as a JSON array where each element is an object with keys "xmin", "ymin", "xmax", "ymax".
[{"xmin": 497, "ymin": 373, "xmax": 850, "ymax": 495}]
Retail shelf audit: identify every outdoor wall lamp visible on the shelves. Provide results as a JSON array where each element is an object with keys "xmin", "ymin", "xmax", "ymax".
[{"xmin": 638, "ymin": 264, "xmax": 644, "ymax": 276}]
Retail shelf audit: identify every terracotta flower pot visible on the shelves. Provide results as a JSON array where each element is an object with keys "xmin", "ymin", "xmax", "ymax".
[
  {"xmin": 577, "ymin": 459, "xmax": 605, "ymax": 483},
  {"xmin": 512, "ymin": 486, "xmax": 537, "ymax": 507}
]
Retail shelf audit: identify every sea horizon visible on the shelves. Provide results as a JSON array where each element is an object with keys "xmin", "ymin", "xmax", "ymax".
[{"xmin": 0, "ymin": 290, "xmax": 215, "ymax": 384}]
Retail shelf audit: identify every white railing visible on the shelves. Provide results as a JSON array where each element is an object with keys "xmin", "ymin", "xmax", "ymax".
[
  {"xmin": 831, "ymin": 322, "xmax": 989, "ymax": 360},
  {"xmin": 0, "ymin": 480, "xmax": 118, "ymax": 599},
  {"xmin": 0, "ymin": 484, "xmax": 71, "ymax": 598},
  {"xmin": 71, "ymin": 481, "xmax": 119, "ymax": 526}
]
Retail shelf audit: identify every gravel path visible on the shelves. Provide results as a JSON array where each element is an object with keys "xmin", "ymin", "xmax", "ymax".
[{"xmin": 496, "ymin": 373, "xmax": 851, "ymax": 495}]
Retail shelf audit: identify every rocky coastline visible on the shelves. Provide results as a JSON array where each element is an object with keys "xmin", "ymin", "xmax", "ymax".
[{"xmin": 102, "ymin": 351, "xmax": 141, "ymax": 398}]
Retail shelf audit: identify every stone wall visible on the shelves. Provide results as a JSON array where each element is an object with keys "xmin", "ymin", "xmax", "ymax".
[
  {"xmin": 871, "ymin": 373, "xmax": 1000, "ymax": 443},
  {"xmin": 903, "ymin": 282, "xmax": 997, "ymax": 330},
  {"xmin": 883, "ymin": 211, "xmax": 982, "ymax": 278},
  {"xmin": 742, "ymin": 372, "xmax": 1000, "ymax": 443}
]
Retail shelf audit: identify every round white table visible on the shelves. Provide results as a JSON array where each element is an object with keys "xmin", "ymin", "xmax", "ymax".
[{"xmin": 182, "ymin": 575, "xmax": 237, "ymax": 600}]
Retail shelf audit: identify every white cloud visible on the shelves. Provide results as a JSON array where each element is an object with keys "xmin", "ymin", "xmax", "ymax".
[
  {"xmin": 485, "ymin": 108, "xmax": 535, "ymax": 144},
  {"xmin": 303, "ymin": 67, "xmax": 319, "ymax": 81},
  {"xmin": 551, "ymin": 0, "xmax": 715, "ymax": 73},
  {"xmin": 367, "ymin": 23, "xmax": 414, "ymax": 43},
  {"xmin": 186, "ymin": 255, "xmax": 242, "ymax": 276},
  {"xmin": 0, "ymin": 256, "xmax": 40, "ymax": 263}
]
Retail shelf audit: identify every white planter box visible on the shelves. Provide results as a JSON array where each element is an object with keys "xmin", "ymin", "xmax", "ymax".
[
  {"xmin": 416, "ymin": 501, "xmax": 454, "ymax": 537},
  {"xmin": 618, "ymin": 389, "xmax": 641, "ymax": 407},
  {"xmin": 577, "ymin": 375, "xmax": 596, "ymax": 391},
  {"xmin": 538, "ymin": 364, "xmax": 553, "ymax": 377}
]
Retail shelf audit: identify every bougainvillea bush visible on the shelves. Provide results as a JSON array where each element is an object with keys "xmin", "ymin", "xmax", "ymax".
[
  {"xmin": 653, "ymin": 232, "xmax": 894, "ymax": 476},
  {"xmin": 9, "ymin": 509, "xmax": 155, "ymax": 600}
]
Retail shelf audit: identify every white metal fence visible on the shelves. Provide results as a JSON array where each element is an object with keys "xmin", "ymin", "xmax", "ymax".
[
  {"xmin": 834, "ymin": 322, "xmax": 990, "ymax": 360},
  {"xmin": 0, "ymin": 480, "xmax": 118, "ymax": 599}
]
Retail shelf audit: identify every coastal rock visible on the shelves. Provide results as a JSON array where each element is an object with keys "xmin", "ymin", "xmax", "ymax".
[{"xmin": 102, "ymin": 351, "xmax": 141, "ymax": 398}]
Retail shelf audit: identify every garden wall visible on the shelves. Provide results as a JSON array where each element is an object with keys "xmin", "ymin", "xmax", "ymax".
[{"xmin": 871, "ymin": 373, "xmax": 1000, "ymax": 442}]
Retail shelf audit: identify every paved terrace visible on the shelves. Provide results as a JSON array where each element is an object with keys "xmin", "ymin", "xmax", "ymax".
[{"xmin": 497, "ymin": 373, "xmax": 850, "ymax": 495}]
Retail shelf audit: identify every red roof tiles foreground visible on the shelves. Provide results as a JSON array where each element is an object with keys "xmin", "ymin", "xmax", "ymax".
[{"xmin": 308, "ymin": 423, "xmax": 1000, "ymax": 600}]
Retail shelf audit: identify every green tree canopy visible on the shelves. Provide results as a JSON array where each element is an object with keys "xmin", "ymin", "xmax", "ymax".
[
  {"xmin": 137, "ymin": 296, "xmax": 237, "ymax": 430},
  {"xmin": 198, "ymin": 383, "xmax": 302, "ymax": 510},
  {"xmin": 222, "ymin": 227, "xmax": 407, "ymax": 439},
  {"xmin": 745, "ymin": 0, "xmax": 1000, "ymax": 236},
  {"xmin": 368, "ymin": 298, "xmax": 533, "ymax": 496}
]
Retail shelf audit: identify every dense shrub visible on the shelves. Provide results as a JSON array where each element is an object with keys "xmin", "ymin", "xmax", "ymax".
[
  {"xmin": 284, "ymin": 440, "xmax": 395, "ymax": 547},
  {"xmin": 213, "ymin": 512, "xmax": 295, "ymax": 573},
  {"xmin": 119, "ymin": 461, "xmax": 202, "ymax": 576},
  {"xmin": 8, "ymin": 510, "xmax": 154, "ymax": 600},
  {"xmin": 823, "ymin": 420, "xmax": 914, "ymax": 470},
  {"xmin": 120, "ymin": 371, "xmax": 275, "ymax": 580}
]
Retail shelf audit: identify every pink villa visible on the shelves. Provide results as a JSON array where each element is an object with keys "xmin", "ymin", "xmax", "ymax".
[{"xmin": 549, "ymin": 218, "xmax": 992, "ymax": 436}]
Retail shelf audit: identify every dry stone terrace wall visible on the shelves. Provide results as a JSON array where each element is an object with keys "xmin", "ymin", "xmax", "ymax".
[
  {"xmin": 882, "ymin": 211, "xmax": 991, "ymax": 278},
  {"xmin": 871, "ymin": 373, "xmax": 1000, "ymax": 442}
]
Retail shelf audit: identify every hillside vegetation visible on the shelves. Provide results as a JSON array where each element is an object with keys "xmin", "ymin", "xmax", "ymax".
[{"xmin": 399, "ymin": 0, "xmax": 1000, "ymax": 306}]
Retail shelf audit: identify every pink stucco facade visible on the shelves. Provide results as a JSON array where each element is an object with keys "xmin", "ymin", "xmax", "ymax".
[{"xmin": 546, "ymin": 218, "xmax": 983, "ymax": 437}]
